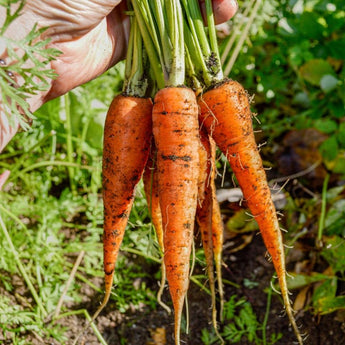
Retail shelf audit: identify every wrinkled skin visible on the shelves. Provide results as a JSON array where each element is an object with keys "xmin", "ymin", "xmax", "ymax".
[{"xmin": 0, "ymin": 0, "xmax": 238, "ymax": 153}]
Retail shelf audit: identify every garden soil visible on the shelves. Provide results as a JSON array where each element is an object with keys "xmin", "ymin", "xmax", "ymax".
[{"xmin": 3, "ymin": 232, "xmax": 344, "ymax": 345}]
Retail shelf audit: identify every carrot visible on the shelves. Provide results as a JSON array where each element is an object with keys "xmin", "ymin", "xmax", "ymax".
[
  {"xmin": 182, "ymin": 1, "xmax": 302, "ymax": 341},
  {"xmin": 134, "ymin": 1, "xmax": 199, "ymax": 342},
  {"xmin": 143, "ymin": 143, "xmax": 163, "ymax": 251},
  {"xmin": 203, "ymin": 134, "xmax": 225, "ymax": 322},
  {"xmin": 198, "ymin": 79, "xmax": 303, "ymax": 345},
  {"xmin": 90, "ymin": 94, "xmax": 153, "ymax": 323},
  {"xmin": 210, "ymin": 174, "xmax": 225, "ymax": 321},
  {"xmin": 197, "ymin": 129, "xmax": 210, "ymax": 207},
  {"xmin": 153, "ymin": 86, "xmax": 199, "ymax": 345},
  {"xmin": 68, "ymin": 15, "xmax": 155, "ymax": 343},
  {"xmin": 143, "ymin": 142, "xmax": 171, "ymax": 314},
  {"xmin": 88, "ymin": 9, "xmax": 155, "ymax": 322},
  {"xmin": 196, "ymin": 129, "xmax": 223, "ymax": 343}
]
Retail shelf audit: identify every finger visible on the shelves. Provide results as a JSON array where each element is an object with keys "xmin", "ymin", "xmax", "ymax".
[
  {"xmin": 43, "ymin": 4, "xmax": 129, "ymax": 102},
  {"xmin": 200, "ymin": 0, "xmax": 238, "ymax": 25}
]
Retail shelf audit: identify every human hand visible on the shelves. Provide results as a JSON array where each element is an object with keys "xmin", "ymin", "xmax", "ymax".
[{"xmin": 0, "ymin": 0, "xmax": 238, "ymax": 152}]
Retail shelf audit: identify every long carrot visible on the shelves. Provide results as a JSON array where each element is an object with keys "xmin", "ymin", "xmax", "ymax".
[
  {"xmin": 198, "ymin": 79, "xmax": 303, "ymax": 344},
  {"xmin": 102, "ymin": 94, "xmax": 152, "ymax": 305},
  {"xmin": 88, "ymin": 14, "xmax": 153, "ymax": 325},
  {"xmin": 133, "ymin": 2, "xmax": 200, "ymax": 343},
  {"xmin": 143, "ymin": 142, "xmax": 171, "ymax": 314},
  {"xmin": 153, "ymin": 86, "xmax": 199, "ymax": 345}
]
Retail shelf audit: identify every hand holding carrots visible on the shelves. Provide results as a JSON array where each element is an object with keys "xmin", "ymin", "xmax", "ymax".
[{"xmin": 4, "ymin": 1, "xmax": 303, "ymax": 344}]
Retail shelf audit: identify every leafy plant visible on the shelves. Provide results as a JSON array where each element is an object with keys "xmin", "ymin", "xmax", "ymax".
[
  {"xmin": 201, "ymin": 295, "xmax": 282, "ymax": 345},
  {"xmin": 0, "ymin": 0, "xmax": 60, "ymax": 129},
  {"xmin": 285, "ymin": 183, "xmax": 345, "ymax": 316}
]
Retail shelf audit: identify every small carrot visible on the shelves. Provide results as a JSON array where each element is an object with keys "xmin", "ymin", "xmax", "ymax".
[
  {"xmin": 199, "ymin": 130, "xmax": 225, "ymax": 322},
  {"xmin": 153, "ymin": 86, "xmax": 199, "ymax": 345},
  {"xmin": 204, "ymin": 134, "xmax": 225, "ymax": 321},
  {"xmin": 210, "ymin": 175, "xmax": 225, "ymax": 321},
  {"xmin": 143, "ymin": 142, "xmax": 171, "ymax": 314},
  {"xmin": 143, "ymin": 143, "xmax": 163, "ymax": 250},
  {"xmin": 198, "ymin": 79, "xmax": 303, "ymax": 345},
  {"xmin": 196, "ymin": 128, "xmax": 223, "ymax": 343}
]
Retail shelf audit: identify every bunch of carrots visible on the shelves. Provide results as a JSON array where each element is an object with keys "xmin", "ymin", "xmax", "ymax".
[{"xmin": 91, "ymin": 1, "xmax": 303, "ymax": 344}]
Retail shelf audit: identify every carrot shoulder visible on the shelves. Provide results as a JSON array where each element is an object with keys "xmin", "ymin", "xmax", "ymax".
[
  {"xmin": 198, "ymin": 79, "xmax": 303, "ymax": 344},
  {"xmin": 153, "ymin": 87, "xmax": 199, "ymax": 345},
  {"xmin": 102, "ymin": 94, "xmax": 153, "ymax": 308}
]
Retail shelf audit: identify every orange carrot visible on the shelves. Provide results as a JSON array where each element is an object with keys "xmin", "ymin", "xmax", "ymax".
[
  {"xmin": 196, "ymin": 129, "xmax": 223, "ymax": 342},
  {"xmin": 95, "ymin": 94, "xmax": 153, "ymax": 319},
  {"xmin": 143, "ymin": 142, "xmax": 171, "ymax": 314},
  {"xmin": 210, "ymin": 175, "xmax": 225, "ymax": 321},
  {"xmin": 196, "ymin": 129, "xmax": 214, "ymax": 287},
  {"xmin": 153, "ymin": 87, "xmax": 199, "ymax": 345},
  {"xmin": 196, "ymin": 129, "xmax": 214, "ymax": 289},
  {"xmin": 143, "ymin": 143, "xmax": 163, "ymax": 250},
  {"xmin": 198, "ymin": 79, "xmax": 302, "ymax": 345},
  {"xmin": 203, "ymin": 134, "xmax": 225, "ymax": 322}
]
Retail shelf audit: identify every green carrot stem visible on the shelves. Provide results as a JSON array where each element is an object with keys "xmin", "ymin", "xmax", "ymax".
[
  {"xmin": 181, "ymin": 0, "xmax": 210, "ymax": 57},
  {"xmin": 152, "ymin": 0, "xmax": 172, "ymax": 79},
  {"xmin": 134, "ymin": 0, "xmax": 185, "ymax": 87},
  {"xmin": 123, "ymin": 17, "xmax": 148, "ymax": 97},
  {"xmin": 181, "ymin": 0, "xmax": 222, "ymax": 87},
  {"xmin": 166, "ymin": 0, "xmax": 185, "ymax": 86},
  {"xmin": 124, "ymin": 14, "xmax": 135, "ymax": 86},
  {"xmin": 205, "ymin": 0, "xmax": 223, "ymax": 80},
  {"xmin": 184, "ymin": 40, "xmax": 202, "ymax": 92},
  {"xmin": 132, "ymin": 0, "xmax": 165, "ymax": 89},
  {"xmin": 142, "ymin": 0, "xmax": 168, "ymax": 79},
  {"xmin": 183, "ymin": 17, "xmax": 210, "ymax": 87}
]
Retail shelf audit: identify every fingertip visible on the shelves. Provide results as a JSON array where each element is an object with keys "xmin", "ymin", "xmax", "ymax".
[
  {"xmin": 200, "ymin": 0, "xmax": 238, "ymax": 25},
  {"xmin": 213, "ymin": 0, "xmax": 238, "ymax": 25}
]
